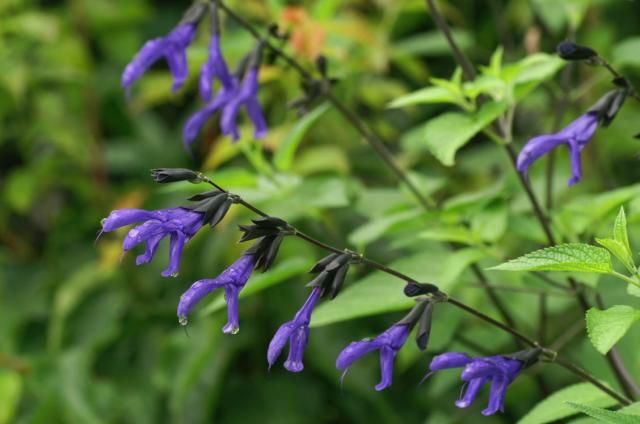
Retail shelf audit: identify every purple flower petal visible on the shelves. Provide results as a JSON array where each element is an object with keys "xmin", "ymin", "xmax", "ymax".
[
  {"xmin": 222, "ymin": 285, "xmax": 241, "ymax": 334},
  {"xmin": 161, "ymin": 232, "xmax": 187, "ymax": 277},
  {"xmin": 482, "ymin": 376, "xmax": 509, "ymax": 416},
  {"xmin": 335, "ymin": 339, "xmax": 382, "ymax": 370},
  {"xmin": 101, "ymin": 209, "xmax": 156, "ymax": 232},
  {"xmin": 199, "ymin": 33, "xmax": 234, "ymax": 101},
  {"xmin": 284, "ymin": 326, "xmax": 309, "ymax": 373},
  {"xmin": 375, "ymin": 346, "xmax": 396, "ymax": 391},
  {"xmin": 429, "ymin": 352, "xmax": 472, "ymax": 371},
  {"xmin": 455, "ymin": 377, "xmax": 487, "ymax": 408},
  {"xmin": 267, "ymin": 322, "xmax": 297, "ymax": 369},
  {"xmin": 177, "ymin": 278, "xmax": 227, "ymax": 323}
]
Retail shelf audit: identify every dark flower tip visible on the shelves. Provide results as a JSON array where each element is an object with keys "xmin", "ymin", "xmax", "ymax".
[
  {"xmin": 151, "ymin": 168, "xmax": 204, "ymax": 184},
  {"xmin": 556, "ymin": 41, "xmax": 598, "ymax": 61},
  {"xmin": 404, "ymin": 282, "xmax": 439, "ymax": 297}
]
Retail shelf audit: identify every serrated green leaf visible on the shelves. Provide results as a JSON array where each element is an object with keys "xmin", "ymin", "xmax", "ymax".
[
  {"xmin": 490, "ymin": 244, "xmax": 612, "ymax": 273},
  {"xmin": 596, "ymin": 238, "xmax": 636, "ymax": 275},
  {"xmin": 566, "ymin": 402, "xmax": 640, "ymax": 423},
  {"xmin": 273, "ymin": 103, "xmax": 330, "ymax": 171},
  {"xmin": 586, "ymin": 306, "xmax": 640, "ymax": 354},
  {"xmin": 518, "ymin": 383, "xmax": 619, "ymax": 424},
  {"xmin": 311, "ymin": 248, "xmax": 485, "ymax": 327},
  {"xmin": 404, "ymin": 101, "xmax": 507, "ymax": 166}
]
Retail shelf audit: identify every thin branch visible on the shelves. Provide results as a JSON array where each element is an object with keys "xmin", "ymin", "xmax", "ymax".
[
  {"xmin": 554, "ymin": 357, "xmax": 632, "ymax": 405},
  {"xmin": 423, "ymin": 0, "xmax": 640, "ymax": 399}
]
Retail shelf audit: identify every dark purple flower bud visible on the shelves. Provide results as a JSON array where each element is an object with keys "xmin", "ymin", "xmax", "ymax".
[
  {"xmin": 427, "ymin": 350, "xmax": 534, "ymax": 416},
  {"xmin": 177, "ymin": 253, "xmax": 256, "ymax": 334},
  {"xmin": 101, "ymin": 207, "xmax": 205, "ymax": 277},
  {"xmin": 240, "ymin": 217, "xmax": 291, "ymax": 272},
  {"xmin": 150, "ymin": 168, "xmax": 204, "ymax": 183},
  {"xmin": 404, "ymin": 282, "xmax": 439, "ymax": 297},
  {"xmin": 556, "ymin": 41, "xmax": 598, "ymax": 61},
  {"xmin": 267, "ymin": 287, "xmax": 321, "ymax": 372}
]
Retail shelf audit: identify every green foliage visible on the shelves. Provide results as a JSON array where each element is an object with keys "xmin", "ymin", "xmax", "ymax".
[
  {"xmin": 586, "ymin": 306, "xmax": 640, "ymax": 355},
  {"xmin": 566, "ymin": 402, "xmax": 640, "ymax": 423},
  {"xmin": 518, "ymin": 383, "xmax": 619, "ymax": 424},
  {"xmin": 490, "ymin": 244, "xmax": 613, "ymax": 273}
]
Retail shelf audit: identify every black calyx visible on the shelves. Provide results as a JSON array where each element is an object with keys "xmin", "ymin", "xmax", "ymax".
[
  {"xmin": 239, "ymin": 217, "xmax": 292, "ymax": 272},
  {"xmin": 245, "ymin": 234, "xmax": 285, "ymax": 272},
  {"xmin": 588, "ymin": 89, "xmax": 628, "ymax": 127},
  {"xmin": 238, "ymin": 216, "xmax": 291, "ymax": 242},
  {"xmin": 151, "ymin": 168, "xmax": 203, "ymax": 184},
  {"xmin": 180, "ymin": 1, "xmax": 208, "ymax": 26},
  {"xmin": 504, "ymin": 347, "xmax": 543, "ymax": 369},
  {"xmin": 556, "ymin": 41, "xmax": 598, "ymax": 61},
  {"xmin": 397, "ymin": 300, "xmax": 434, "ymax": 351},
  {"xmin": 185, "ymin": 190, "xmax": 233, "ymax": 227},
  {"xmin": 307, "ymin": 253, "xmax": 352, "ymax": 299},
  {"xmin": 404, "ymin": 282, "xmax": 440, "ymax": 297}
]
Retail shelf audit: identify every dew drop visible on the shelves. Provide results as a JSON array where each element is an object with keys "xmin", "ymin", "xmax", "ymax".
[
  {"xmin": 230, "ymin": 327, "xmax": 240, "ymax": 335},
  {"xmin": 170, "ymin": 272, "xmax": 179, "ymax": 278},
  {"xmin": 178, "ymin": 316, "xmax": 188, "ymax": 326}
]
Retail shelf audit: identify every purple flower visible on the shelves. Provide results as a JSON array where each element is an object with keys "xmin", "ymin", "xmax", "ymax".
[
  {"xmin": 177, "ymin": 254, "xmax": 256, "ymax": 334},
  {"xmin": 267, "ymin": 288, "xmax": 321, "ymax": 372},
  {"xmin": 183, "ymin": 80, "xmax": 239, "ymax": 147},
  {"xmin": 199, "ymin": 33, "xmax": 234, "ymax": 101},
  {"xmin": 517, "ymin": 112, "xmax": 599, "ymax": 186},
  {"xmin": 101, "ymin": 207, "xmax": 205, "ymax": 277},
  {"xmin": 220, "ymin": 66, "xmax": 268, "ymax": 142},
  {"xmin": 336, "ymin": 323, "xmax": 411, "ymax": 391},
  {"xmin": 429, "ymin": 352, "xmax": 524, "ymax": 416},
  {"xmin": 122, "ymin": 23, "xmax": 198, "ymax": 94}
]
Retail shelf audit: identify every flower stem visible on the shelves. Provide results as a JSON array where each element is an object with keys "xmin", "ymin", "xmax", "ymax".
[
  {"xmin": 423, "ymin": 0, "xmax": 640, "ymax": 400},
  {"xmin": 554, "ymin": 357, "xmax": 632, "ymax": 405}
]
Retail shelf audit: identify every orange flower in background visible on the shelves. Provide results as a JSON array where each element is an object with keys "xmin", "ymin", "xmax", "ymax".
[{"xmin": 281, "ymin": 6, "xmax": 326, "ymax": 60}]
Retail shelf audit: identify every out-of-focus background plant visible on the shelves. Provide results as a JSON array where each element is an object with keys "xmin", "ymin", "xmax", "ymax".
[{"xmin": 2, "ymin": 0, "xmax": 640, "ymax": 422}]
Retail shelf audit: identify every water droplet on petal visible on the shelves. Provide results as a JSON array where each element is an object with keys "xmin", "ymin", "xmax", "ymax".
[
  {"xmin": 100, "ymin": 218, "xmax": 107, "ymax": 226},
  {"xmin": 178, "ymin": 316, "xmax": 188, "ymax": 326},
  {"xmin": 170, "ymin": 272, "xmax": 179, "ymax": 278},
  {"xmin": 230, "ymin": 327, "xmax": 239, "ymax": 335}
]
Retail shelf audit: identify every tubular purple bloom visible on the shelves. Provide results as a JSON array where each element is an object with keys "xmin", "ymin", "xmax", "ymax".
[
  {"xmin": 267, "ymin": 288, "xmax": 321, "ymax": 373},
  {"xmin": 199, "ymin": 33, "xmax": 234, "ymax": 101},
  {"xmin": 220, "ymin": 66, "xmax": 268, "ymax": 142},
  {"xmin": 428, "ymin": 353, "xmax": 524, "ymax": 416},
  {"xmin": 122, "ymin": 23, "xmax": 198, "ymax": 94},
  {"xmin": 182, "ymin": 80, "xmax": 239, "ymax": 147},
  {"xmin": 336, "ymin": 323, "xmax": 411, "ymax": 391},
  {"xmin": 177, "ymin": 254, "xmax": 255, "ymax": 334},
  {"xmin": 517, "ymin": 112, "xmax": 599, "ymax": 186},
  {"xmin": 101, "ymin": 207, "xmax": 204, "ymax": 277}
]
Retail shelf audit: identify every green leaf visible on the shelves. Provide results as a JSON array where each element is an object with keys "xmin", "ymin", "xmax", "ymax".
[
  {"xmin": 490, "ymin": 244, "xmax": 613, "ymax": 274},
  {"xmin": 518, "ymin": 383, "xmax": 619, "ymax": 424},
  {"xmin": 404, "ymin": 101, "xmax": 507, "ymax": 166},
  {"xmin": 613, "ymin": 37, "xmax": 640, "ymax": 68},
  {"xmin": 0, "ymin": 370, "xmax": 22, "ymax": 424},
  {"xmin": 628, "ymin": 284, "xmax": 640, "ymax": 298},
  {"xmin": 391, "ymin": 29, "xmax": 473, "ymax": 57},
  {"xmin": 418, "ymin": 225, "xmax": 478, "ymax": 245},
  {"xmin": 273, "ymin": 103, "xmax": 330, "ymax": 171},
  {"xmin": 201, "ymin": 256, "xmax": 313, "ymax": 316},
  {"xmin": 311, "ymin": 248, "xmax": 486, "ymax": 327},
  {"xmin": 586, "ymin": 306, "xmax": 640, "ymax": 355},
  {"xmin": 596, "ymin": 239, "xmax": 636, "ymax": 275},
  {"xmin": 387, "ymin": 86, "xmax": 460, "ymax": 108},
  {"xmin": 566, "ymin": 402, "xmax": 640, "ymax": 423},
  {"xmin": 613, "ymin": 207, "xmax": 633, "ymax": 264},
  {"xmin": 348, "ymin": 209, "xmax": 424, "ymax": 248}
]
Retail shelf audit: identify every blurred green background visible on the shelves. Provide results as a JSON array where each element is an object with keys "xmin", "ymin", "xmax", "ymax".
[{"xmin": 3, "ymin": 0, "xmax": 640, "ymax": 423}]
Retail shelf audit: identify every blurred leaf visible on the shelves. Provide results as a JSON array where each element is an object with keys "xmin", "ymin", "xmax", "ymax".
[
  {"xmin": 566, "ymin": 402, "xmax": 640, "ymax": 423},
  {"xmin": 273, "ymin": 103, "xmax": 330, "ymax": 171},
  {"xmin": 586, "ymin": 306, "xmax": 640, "ymax": 355},
  {"xmin": 391, "ymin": 29, "xmax": 473, "ymax": 57},
  {"xmin": 403, "ymin": 101, "xmax": 507, "ymax": 166},
  {"xmin": 387, "ymin": 86, "xmax": 460, "ymax": 109},
  {"xmin": 613, "ymin": 37, "xmax": 640, "ymax": 68},
  {"xmin": 419, "ymin": 225, "xmax": 478, "ymax": 245},
  {"xmin": 0, "ymin": 370, "xmax": 22, "ymax": 424},
  {"xmin": 518, "ymin": 383, "xmax": 619, "ymax": 424},
  {"xmin": 348, "ymin": 209, "xmax": 424, "ymax": 248},
  {"xmin": 490, "ymin": 244, "xmax": 612, "ymax": 273}
]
